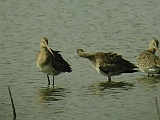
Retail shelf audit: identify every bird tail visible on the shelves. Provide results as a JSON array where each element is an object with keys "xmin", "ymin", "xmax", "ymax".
[
  {"xmin": 123, "ymin": 69, "xmax": 139, "ymax": 73},
  {"xmin": 66, "ymin": 66, "xmax": 72, "ymax": 73}
]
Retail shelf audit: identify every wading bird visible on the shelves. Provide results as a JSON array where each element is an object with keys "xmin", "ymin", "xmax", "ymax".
[
  {"xmin": 136, "ymin": 39, "xmax": 160, "ymax": 76},
  {"xmin": 77, "ymin": 49, "xmax": 137, "ymax": 81},
  {"xmin": 36, "ymin": 37, "xmax": 72, "ymax": 86}
]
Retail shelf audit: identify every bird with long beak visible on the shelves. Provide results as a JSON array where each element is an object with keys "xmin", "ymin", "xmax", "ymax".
[
  {"xmin": 136, "ymin": 38, "xmax": 160, "ymax": 76},
  {"xmin": 77, "ymin": 49, "xmax": 137, "ymax": 81},
  {"xmin": 36, "ymin": 37, "xmax": 72, "ymax": 86}
]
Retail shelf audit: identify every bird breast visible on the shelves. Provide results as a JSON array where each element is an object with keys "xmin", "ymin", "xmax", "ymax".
[{"xmin": 36, "ymin": 51, "xmax": 51, "ymax": 68}]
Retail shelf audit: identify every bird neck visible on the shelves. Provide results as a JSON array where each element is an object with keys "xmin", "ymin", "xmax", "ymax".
[
  {"xmin": 40, "ymin": 46, "xmax": 48, "ymax": 52},
  {"xmin": 78, "ymin": 52, "xmax": 96, "ymax": 66},
  {"xmin": 78, "ymin": 52, "xmax": 94, "ymax": 58},
  {"xmin": 148, "ymin": 45, "xmax": 156, "ymax": 54}
]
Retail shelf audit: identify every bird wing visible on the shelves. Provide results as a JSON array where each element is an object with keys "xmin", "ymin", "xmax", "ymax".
[
  {"xmin": 51, "ymin": 49, "xmax": 72, "ymax": 72},
  {"xmin": 98, "ymin": 52, "xmax": 136, "ymax": 75},
  {"xmin": 136, "ymin": 51, "xmax": 159, "ymax": 68}
]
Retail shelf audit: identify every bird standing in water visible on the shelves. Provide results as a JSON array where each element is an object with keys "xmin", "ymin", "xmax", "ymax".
[
  {"xmin": 36, "ymin": 37, "xmax": 72, "ymax": 86},
  {"xmin": 136, "ymin": 39, "xmax": 160, "ymax": 76},
  {"xmin": 77, "ymin": 49, "xmax": 137, "ymax": 81}
]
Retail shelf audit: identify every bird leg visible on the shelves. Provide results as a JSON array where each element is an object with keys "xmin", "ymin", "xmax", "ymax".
[
  {"xmin": 147, "ymin": 74, "xmax": 154, "ymax": 77},
  {"xmin": 47, "ymin": 75, "xmax": 50, "ymax": 86},
  {"xmin": 52, "ymin": 76, "xmax": 54, "ymax": 86},
  {"xmin": 108, "ymin": 76, "xmax": 111, "ymax": 82}
]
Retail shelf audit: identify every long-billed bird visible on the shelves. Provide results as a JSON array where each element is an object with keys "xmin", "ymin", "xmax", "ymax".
[
  {"xmin": 36, "ymin": 37, "xmax": 72, "ymax": 86},
  {"xmin": 77, "ymin": 49, "xmax": 137, "ymax": 81}
]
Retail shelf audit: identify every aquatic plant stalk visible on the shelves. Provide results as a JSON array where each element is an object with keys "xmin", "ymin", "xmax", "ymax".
[
  {"xmin": 155, "ymin": 97, "xmax": 160, "ymax": 120},
  {"xmin": 8, "ymin": 86, "xmax": 16, "ymax": 119}
]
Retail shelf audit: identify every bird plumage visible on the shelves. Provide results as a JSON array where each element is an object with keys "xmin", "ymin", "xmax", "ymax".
[
  {"xmin": 77, "ymin": 49, "xmax": 137, "ymax": 81},
  {"xmin": 50, "ymin": 49, "xmax": 72, "ymax": 73},
  {"xmin": 136, "ymin": 39, "xmax": 160, "ymax": 76},
  {"xmin": 36, "ymin": 37, "xmax": 72, "ymax": 86}
]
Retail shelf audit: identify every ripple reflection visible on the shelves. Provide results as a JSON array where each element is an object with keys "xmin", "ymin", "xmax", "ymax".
[
  {"xmin": 90, "ymin": 81, "xmax": 134, "ymax": 92},
  {"xmin": 136, "ymin": 76, "xmax": 160, "ymax": 90},
  {"xmin": 38, "ymin": 87, "xmax": 66, "ymax": 102},
  {"xmin": 136, "ymin": 75, "xmax": 160, "ymax": 84}
]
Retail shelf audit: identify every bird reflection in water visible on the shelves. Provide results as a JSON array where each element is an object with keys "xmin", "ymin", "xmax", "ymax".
[
  {"xmin": 136, "ymin": 75, "xmax": 160, "ymax": 84},
  {"xmin": 38, "ymin": 87, "xmax": 66, "ymax": 102},
  {"xmin": 90, "ymin": 81, "xmax": 134, "ymax": 92}
]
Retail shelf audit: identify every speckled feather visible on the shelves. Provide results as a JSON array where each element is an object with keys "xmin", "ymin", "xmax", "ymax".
[{"xmin": 136, "ymin": 39, "xmax": 160, "ymax": 75}]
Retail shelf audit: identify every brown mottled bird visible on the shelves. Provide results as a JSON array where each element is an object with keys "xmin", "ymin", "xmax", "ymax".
[
  {"xmin": 77, "ymin": 49, "xmax": 137, "ymax": 81},
  {"xmin": 136, "ymin": 39, "xmax": 160, "ymax": 76},
  {"xmin": 36, "ymin": 37, "xmax": 72, "ymax": 86}
]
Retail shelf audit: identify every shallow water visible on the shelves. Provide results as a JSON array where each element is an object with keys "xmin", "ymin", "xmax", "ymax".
[{"xmin": 0, "ymin": 0, "xmax": 160, "ymax": 120}]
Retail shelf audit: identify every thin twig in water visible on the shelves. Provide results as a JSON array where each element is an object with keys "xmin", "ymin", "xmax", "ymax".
[
  {"xmin": 8, "ymin": 86, "xmax": 16, "ymax": 119},
  {"xmin": 155, "ymin": 97, "xmax": 160, "ymax": 120}
]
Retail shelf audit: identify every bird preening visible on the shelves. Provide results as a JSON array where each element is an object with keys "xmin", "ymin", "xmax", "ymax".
[
  {"xmin": 77, "ymin": 49, "xmax": 138, "ymax": 81},
  {"xmin": 36, "ymin": 37, "xmax": 160, "ymax": 86},
  {"xmin": 36, "ymin": 37, "xmax": 72, "ymax": 86}
]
